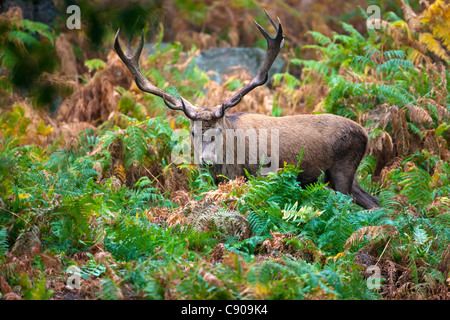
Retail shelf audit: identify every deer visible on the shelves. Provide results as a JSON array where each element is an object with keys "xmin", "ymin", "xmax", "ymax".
[{"xmin": 114, "ymin": 10, "xmax": 380, "ymax": 209}]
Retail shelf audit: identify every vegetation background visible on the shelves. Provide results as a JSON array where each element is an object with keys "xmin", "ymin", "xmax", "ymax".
[{"xmin": 0, "ymin": 0, "xmax": 449, "ymax": 300}]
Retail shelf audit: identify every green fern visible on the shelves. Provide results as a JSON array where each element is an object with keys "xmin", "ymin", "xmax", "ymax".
[
  {"xmin": 247, "ymin": 210, "xmax": 271, "ymax": 237},
  {"xmin": 20, "ymin": 274, "xmax": 53, "ymax": 300},
  {"xmin": 7, "ymin": 30, "xmax": 39, "ymax": 47},
  {"xmin": 81, "ymin": 254, "xmax": 107, "ymax": 279},
  {"xmin": 306, "ymin": 31, "xmax": 332, "ymax": 46},
  {"xmin": 0, "ymin": 228, "xmax": 8, "ymax": 257},
  {"xmin": 341, "ymin": 22, "xmax": 365, "ymax": 42},
  {"xmin": 99, "ymin": 278, "xmax": 121, "ymax": 300},
  {"xmin": 84, "ymin": 58, "xmax": 106, "ymax": 71},
  {"xmin": 0, "ymin": 16, "xmax": 59, "ymax": 106},
  {"xmin": 50, "ymin": 192, "xmax": 103, "ymax": 253},
  {"xmin": 124, "ymin": 125, "xmax": 148, "ymax": 168},
  {"xmin": 20, "ymin": 19, "xmax": 55, "ymax": 45},
  {"xmin": 398, "ymin": 167, "xmax": 433, "ymax": 207},
  {"xmin": 225, "ymin": 235, "xmax": 265, "ymax": 255},
  {"xmin": 413, "ymin": 226, "xmax": 429, "ymax": 245}
]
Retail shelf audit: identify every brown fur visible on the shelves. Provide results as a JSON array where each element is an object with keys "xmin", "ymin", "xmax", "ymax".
[{"xmin": 193, "ymin": 111, "xmax": 380, "ymax": 209}]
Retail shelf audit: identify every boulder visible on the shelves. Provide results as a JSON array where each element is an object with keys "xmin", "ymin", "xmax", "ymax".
[
  {"xmin": 195, "ymin": 47, "xmax": 284, "ymax": 84},
  {"xmin": 143, "ymin": 44, "xmax": 284, "ymax": 85}
]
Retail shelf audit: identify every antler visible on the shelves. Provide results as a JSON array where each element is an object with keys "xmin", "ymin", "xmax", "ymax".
[
  {"xmin": 114, "ymin": 29, "xmax": 197, "ymax": 116},
  {"xmin": 214, "ymin": 10, "xmax": 284, "ymax": 118}
]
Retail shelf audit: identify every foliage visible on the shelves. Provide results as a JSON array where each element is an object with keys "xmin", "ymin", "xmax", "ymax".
[
  {"xmin": 84, "ymin": 58, "xmax": 106, "ymax": 72},
  {"xmin": 0, "ymin": 228, "xmax": 7, "ymax": 258},
  {"xmin": 0, "ymin": 8, "xmax": 62, "ymax": 107},
  {"xmin": 19, "ymin": 274, "xmax": 53, "ymax": 300},
  {"xmin": 0, "ymin": 0, "xmax": 449, "ymax": 301}
]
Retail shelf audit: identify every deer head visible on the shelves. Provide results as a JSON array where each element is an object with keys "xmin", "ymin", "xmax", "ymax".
[{"xmin": 115, "ymin": 10, "xmax": 284, "ymax": 166}]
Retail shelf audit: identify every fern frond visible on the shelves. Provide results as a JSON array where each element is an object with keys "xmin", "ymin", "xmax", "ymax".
[
  {"xmin": 0, "ymin": 47, "xmax": 20, "ymax": 70},
  {"xmin": 370, "ymin": 83, "xmax": 414, "ymax": 106},
  {"xmin": 413, "ymin": 226, "xmax": 429, "ymax": 245},
  {"xmin": 99, "ymin": 278, "xmax": 121, "ymax": 300},
  {"xmin": 189, "ymin": 209, "xmax": 249, "ymax": 240},
  {"xmin": 379, "ymin": 59, "xmax": 414, "ymax": 74},
  {"xmin": 0, "ymin": 228, "xmax": 8, "ymax": 257},
  {"xmin": 298, "ymin": 59, "xmax": 335, "ymax": 77},
  {"xmin": 7, "ymin": 30, "xmax": 39, "ymax": 47},
  {"xmin": 333, "ymin": 34, "xmax": 357, "ymax": 46},
  {"xmin": 399, "ymin": 167, "xmax": 433, "ymax": 207},
  {"xmin": 225, "ymin": 235, "xmax": 265, "ymax": 255},
  {"xmin": 419, "ymin": 33, "xmax": 450, "ymax": 60},
  {"xmin": 306, "ymin": 31, "xmax": 332, "ymax": 46},
  {"xmin": 421, "ymin": 0, "xmax": 450, "ymax": 51},
  {"xmin": 21, "ymin": 19, "xmax": 54, "ymax": 44},
  {"xmin": 407, "ymin": 105, "xmax": 433, "ymax": 124},
  {"xmin": 123, "ymin": 125, "xmax": 148, "ymax": 168},
  {"xmin": 344, "ymin": 225, "xmax": 398, "ymax": 250},
  {"xmin": 384, "ymin": 50, "xmax": 407, "ymax": 60},
  {"xmin": 408, "ymin": 49, "xmax": 430, "ymax": 66},
  {"xmin": 357, "ymin": 154, "xmax": 377, "ymax": 177},
  {"xmin": 281, "ymin": 202, "xmax": 323, "ymax": 226},
  {"xmin": 341, "ymin": 22, "xmax": 365, "ymax": 41},
  {"xmin": 350, "ymin": 55, "xmax": 375, "ymax": 73},
  {"xmin": 247, "ymin": 211, "xmax": 270, "ymax": 236},
  {"xmin": 363, "ymin": 45, "xmax": 381, "ymax": 59}
]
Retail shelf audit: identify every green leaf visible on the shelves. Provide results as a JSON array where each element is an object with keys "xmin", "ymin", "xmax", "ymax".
[
  {"xmin": 413, "ymin": 226, "xmax": 428, "ymax": 245},
  {"xmin": 85, "ymin": 59, "xmax": 106, "ymax": 71}
]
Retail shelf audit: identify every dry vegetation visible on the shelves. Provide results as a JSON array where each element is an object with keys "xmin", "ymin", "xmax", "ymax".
[{"xmin": 0, "ymin": 0, "xmax": 449, "ymax": 300}]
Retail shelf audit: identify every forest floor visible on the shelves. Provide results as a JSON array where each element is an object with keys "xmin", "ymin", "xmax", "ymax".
[{"xmin": 0, "ymin": 0, "xmax": 449, "ymax": 300}]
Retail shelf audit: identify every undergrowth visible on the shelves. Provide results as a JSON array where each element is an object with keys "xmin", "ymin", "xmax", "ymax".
[{"xmin": 0, "ymin": 0, "xmax": 449, "ymax": 300}]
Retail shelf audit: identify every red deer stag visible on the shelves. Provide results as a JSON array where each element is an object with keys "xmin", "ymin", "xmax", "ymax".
[{"xmin": 114, "ymin": 10, "xmax": 380, "ymax": 209}]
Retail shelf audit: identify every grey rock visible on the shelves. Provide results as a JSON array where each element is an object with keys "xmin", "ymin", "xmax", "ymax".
[
  {"xmin": 143, "ymin": 43, "xmax": 171, "ymax": 55},
  {"xmin": 1, "ymin": 0, "xmax": 60, "ymax": 25},
  {"xmin": 143, "ymin": 44, "xmax": 284, "ymax": 86},
  {"xmin": 195, "ymin": 47, "xmax": 284, "ymax": 84}
]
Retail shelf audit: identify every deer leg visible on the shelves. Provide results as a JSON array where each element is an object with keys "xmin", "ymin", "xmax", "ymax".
[
  {"xmin": 297, "ymin": 169, "xmax": 325, "ymax": 189},
  {"xmin": 328, "ymin": 168, "xmax": 353, "ymax": 196},
  {"xmin": 351, "ymin": 176, "xmax": 380, "ymax": 209},
  {"xmin": 329, "ymin": 163, "xmax": 380, "ymax": 209}
]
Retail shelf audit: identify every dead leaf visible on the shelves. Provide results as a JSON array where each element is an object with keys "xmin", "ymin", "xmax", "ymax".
[{"xmin": 199, "ymin": 268, "xmax": 224, "ymax": 288}]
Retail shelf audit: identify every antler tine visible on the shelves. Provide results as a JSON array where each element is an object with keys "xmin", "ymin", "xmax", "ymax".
[
  {"xmin": 215, "ymin": 10, "xmax": 284, "ymax": 118},
  {"xmin": 254, "ymin": 10, "xmax": 280, "ymax": 41},
  {"xmin": 163, "ymin": 94, "xmax": 198, "ymax": 119},
  {"xmin": 264, "ymin": 9, "xmax": 280, "ymax": 33},
  {"xmin": 114, "ymin": 29, "xmax": 143, "ymax": 65},
  {"xmin": 114, "ymin": 29, "xmax": 197, "ymax": 117},
  {"xmin": 114, "ymin": 29, "xmax": 129, "ymax": 61}
]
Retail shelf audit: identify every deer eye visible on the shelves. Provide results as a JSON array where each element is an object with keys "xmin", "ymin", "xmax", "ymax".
[
  {"xmin": 190, "ymin": 131, "xmax": 194, "ymax": 137},
  {"xmin": 211, "ymin": 136, "xmax": 215, "ymax": 142}
]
